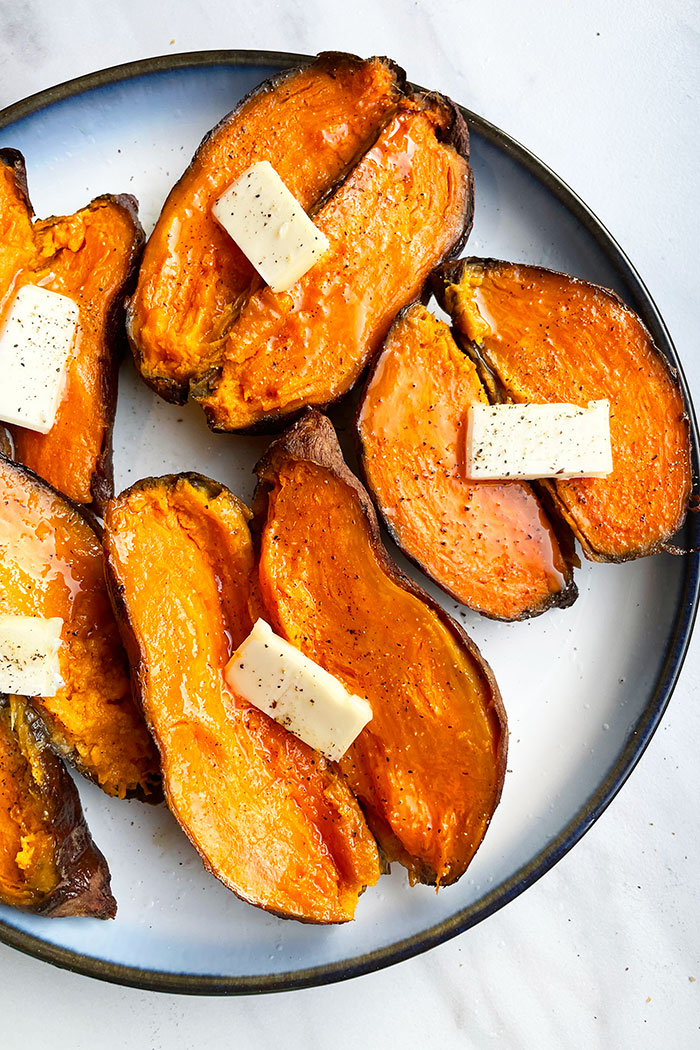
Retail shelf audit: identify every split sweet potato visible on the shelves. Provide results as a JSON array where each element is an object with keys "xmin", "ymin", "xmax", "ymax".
[
  {"xmin": 129, "ymin": 52, "xmax": 473, "ymax": 430},
  {"xmin": 434, "ymin": 259, "xmax": 693, "ymax": 561},
  {"xmin": 197, "ymin": 93, "xmax": 471, "ymax": 430},
  {"xmin": 129, "ymin": 52, "xmax": 406, "ymax": 404},
  {"xmin": 0, "ymin": 454, "xmax": 160, "ymax": 799},
  {"xmin": 0, "ymin": 148, "xmax": 144, "ymax": 509},
  {"xmin": 103, "ymin": 473, "xmax": 381, "ymax": 923},
  {"xmin": 254, "ymin": 411, "xmax": 507, "ymax": 886},
  {"xmin": 357, "ymin": 302, "xmax": 577, "ymax": 619},
  {"xmin": 0, "ymin": 695, "xmax": 115, "ymax": 917}
]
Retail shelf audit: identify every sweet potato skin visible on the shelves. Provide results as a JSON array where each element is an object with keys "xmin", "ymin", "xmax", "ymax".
[
  {"xmin": 0, "ymin": 453, "xmax": 161, "ymax": 800},
  {"xmin": 254, "ymin": 411, "xmax": 507, "ymax": 886},
  {"xmin": 0, "ymin": 425, "xmax": 13, "ymax": 458},
  {"xmin": 128, "ymin": 52, "xmax": 407, "ymax": 406},
  {"xmin": 0, "ymin": 697, "xmax": 116, "ymax": 918},
  {"xmin": 434, "ymin": 258, "xmax": 693, "ymax": 562},
  {"xmin": 103, "ymin": 473, "xmax": 381, "ymax": 923},
  {"xmin": 356, "ymin": 301, "xmax": 577, "ymax": 620},
  {"xmin": 0, "ymin": 148, "xmax": 144, "ymax": 510}
]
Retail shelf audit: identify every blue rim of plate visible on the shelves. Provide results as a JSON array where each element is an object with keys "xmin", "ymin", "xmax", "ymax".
[{"xmin": 0, "ymin": 49, "xmax": 697, "ymax": 996}]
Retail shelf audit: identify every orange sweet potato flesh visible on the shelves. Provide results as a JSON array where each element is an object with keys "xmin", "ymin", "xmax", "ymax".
[
  {"xmin": 435, "ymin": 259, "xmax": 693, "ymax": 561},
  {"xmin": 198, "ymin": 92, "xmax": 472, "ymax": 431},
  {"xmin": 128, "ymin": 53, "xmax": 406, "ymax": 404},
  {"xmin": 103, "ymin": 474, "xmax": 381, "ymax": 923},
  {"xmin": 0, "ymin": 149, "xmax": 144, "ymax": 509},
  {"xmin": 254, "ymin": 411, "xmax": 507, "ymax": 886},
  {"xmin": 0, "ymin": 696, "xmax": 116, "ymax": 917},
  {"xmin": 357, "ymin": 302, "xmax": 577, "ymax": 620},
  {"xmin": 0, "ymin": 454, "xmax": 160, "ymax": 799}
]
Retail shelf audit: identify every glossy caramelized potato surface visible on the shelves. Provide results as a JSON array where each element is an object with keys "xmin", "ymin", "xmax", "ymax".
[
  {"xmin": 0, "ymin": 148, "xmax": 144, "ymax": 508},
  {"xmin": 104, "ymin": 474, "xmax": 380, "ymax": 923},
  {"xmin": 0, "ymin": 454, "xmax": 160, "ymax": 799},
  {"xmin": 198, "ymin": 95, "xmax": 472, "ymax": 430},
  {"xmin": 129, "ymin": 53, "xmax": 405, "ymax": 403},
  {"xmin": 129, "ymin": 53, "xmax": 473, "ymax": 430},
  {"xmin": 358, "ymin": 302, "xmax": 577, "ymax": 619},
  {"xmin": 436, "ymin": 259, "xmax": 693, "ymax": 561},
  {"xmin": 255, "ymin": 412, "xmax": 507, "ymax": 886}
]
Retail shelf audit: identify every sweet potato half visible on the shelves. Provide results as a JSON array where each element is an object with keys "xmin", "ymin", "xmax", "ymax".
[
  {"xmin": 434, "ymin": 259, "xmax": 693, "ymax": 561},
  {"xmin": 0, "ymin": 148, "xmax": 144, "ymax": 509},
  {"xmin": 254, "ymin": 411, "xmax": 507, "ymax": 886},
  {"xmin": 0, "ymin": 454, "xmax": 160, "ymax": 799},
  {"xmin": 357, "ymin": 302, "xmax": 577, "ymax": 620},
  {"xmin": 129, "ymin": 52, "xmax": 473, "ymax": 430},
  {"xmin": 103, "ymin": 473, "xmax": 381, "ymax": 923},
  {"xmin": 0, "ymin": 696, "xmax": 115, "ymax": 917},
  {"xmin": 129, "ymin": 53, "xmax": 405, "ymax": 403}
]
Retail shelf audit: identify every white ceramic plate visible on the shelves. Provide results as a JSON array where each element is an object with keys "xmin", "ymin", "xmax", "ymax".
[{"xmin": 0, "ymin": 51, "xmax": 697, "ymax": 994}]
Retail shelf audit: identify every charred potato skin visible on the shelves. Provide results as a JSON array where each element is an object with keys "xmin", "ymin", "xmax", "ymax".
[
  {"xmin": 432, "ymin": 257, "xmax": 694, "ymax": 562},
  {"xmin": 0, "ymin": 147, "xmax": 32, "ymax": 211},
  {"xmin": 0, "ymin": 149, "xmax": 145, "ymax": 512},
  {"xmin": 0, "ymin": 698, "xmax": 116, "ymax": 918}
]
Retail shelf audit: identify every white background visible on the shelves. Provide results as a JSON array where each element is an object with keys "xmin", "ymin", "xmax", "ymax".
[{"xmin": 0, "ymin": 0, "xmax": 698, "ymax": 1046}]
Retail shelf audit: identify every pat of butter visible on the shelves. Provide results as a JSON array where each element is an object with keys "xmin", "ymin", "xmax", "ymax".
[
  {"xmin": 466, "ymin": 400, "xmax": 613, "ymax": 480},
  {"xmin": 0, "ymin": 614, "xmax": 64, "ymax": 697},
  {"xmin": 0, "ymin": 284, "xmax": 80, "ymax": 434},
  {"xmin": 224, "ymin": 619, "xmax": 372, "ymax": 762},
  {"xmin": 212, "ymin": 161, "xmax": 329, "ymax": 293}
]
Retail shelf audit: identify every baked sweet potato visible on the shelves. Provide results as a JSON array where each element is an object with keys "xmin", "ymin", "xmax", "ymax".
[
  {"xmin": 0, "ymin": 148, "xmax": 144, "ymax": 509},
  {"xmin": 254, "ymin": 411, "xmax": 507, "ymax": 886},
  {"xmin": 103, "ymin": 473, "xmax": 381, "ymax": 923},
  {"xmin": 128, "ymin": 52, "xmax": 406, "ymax": 404},
  {"xmin": 129, "ymin": 53, "xmax": 473, "ymax": 431},
  {"xmin": 0, "ymin": 695, "xmax": 115, "ymax": 917},
  {"xmin": 198, "ymin": 93, "xmax": 471, "ymax": 431},
  {"xmin": 0, "ymin": 454, "xmax": 160, "ymax": 799},
  {"xmin": 434, "ymin": 259, "xmax": 693, "ymax": 561},
  {"xmin": 357, "ymin": 302, "xmax": 577, "ymax": 619}
]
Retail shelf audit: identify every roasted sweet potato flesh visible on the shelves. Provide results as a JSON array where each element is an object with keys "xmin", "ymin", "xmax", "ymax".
[
  {"xmin": 130, "ymin": 53, "xmax": 472, "ymax": 430},
  {"xmin": 438, "ymin": 260, "xmax": 693, "ymax": 561},
  {"xmin": 198, "ymin": 94, "xmax": 471, "ymax": 430},
  {"xmin": 104, "ymin": 475, "xmax": 380, "ymax": 923},
  {"xmin": 0, "ymin": 697, "xmax": 115, "ymax": 917},
  {"xmin": 129, "ymin": 53, "xmax": 405, "ymax": 402},
  {"xmin": 0, "ymin": 149, "xmax": 143, "ymax": 508},
  {"xmin": 255, "ymin": 412, "xmax": 507, "ymax": 886},
  {"xmin": 357, "ymin": 303, "xmax": 576, "ymax": 619},
  {"xmin": 0, "ymin": 454, "xmax": 160, "ymax": 798}
]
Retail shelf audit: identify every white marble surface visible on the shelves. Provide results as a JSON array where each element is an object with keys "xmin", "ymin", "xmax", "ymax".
[{"xmin": 0, "ymin": 0, "xmax": 698, "ymax": 1045}]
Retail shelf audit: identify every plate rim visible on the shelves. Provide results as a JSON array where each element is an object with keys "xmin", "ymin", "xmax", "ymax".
[{"xmin": 0, "ymin": 48, "xmax": 697, "ymax": 996}]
